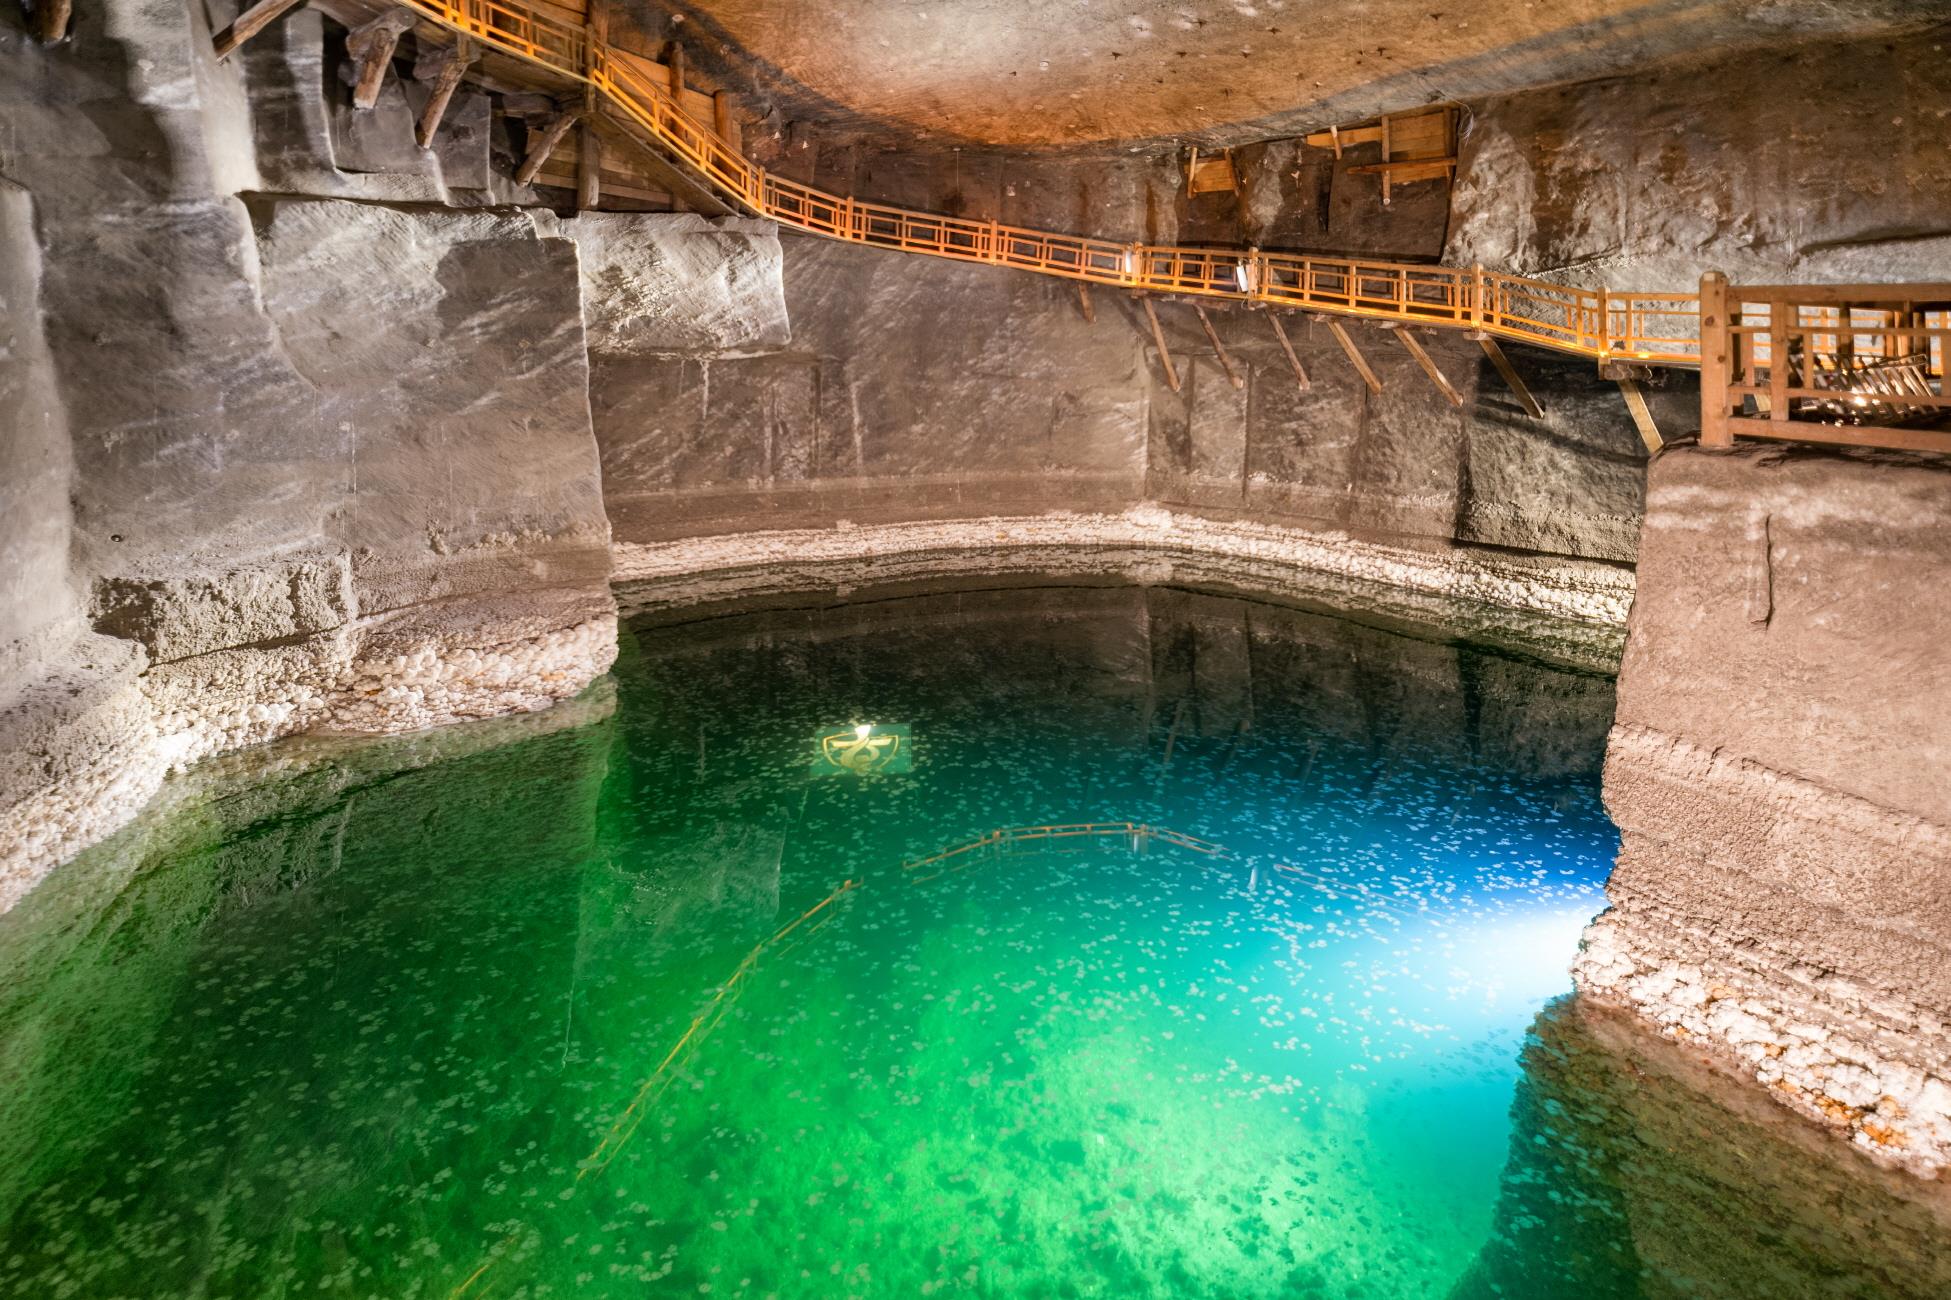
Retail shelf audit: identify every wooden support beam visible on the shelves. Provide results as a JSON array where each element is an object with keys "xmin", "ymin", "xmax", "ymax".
[
  {"xmin": 1394, "ymin": 328, "xmax": 1462, "ymax": 407},
  {"xmin": 1698, "ymin": 270, "xmax": 1733, "ymax": 448},
  {"xmin": 1076, "ymin": 281, "xmax": 1095, "ymax": 325},
  {"xmin": 1195, "ymin": 304, "xmax": 1244, "ymax": 390},
  {"xmin": 1617, "ymin": 378, "xmax": 1664, "ymax": 454},
  {"xmin": 516, "ymin": 108, "xmax": 582, "ymax": 186},
  {"xmin": 1268, "ymin": 313, "xmax": 1310, "ymax": 391},
  {"xmin": 1317, "ymin": 317, "xmax": 1382, "ymax": 394},
  {"xmin": 1141, "ymin": 297, "xmax": 1181, "ymax": 393},
  {"xmin": 577, "ymin": 123, "xmax": 603, "ymax": 209},
  {"xmin": 36, "ymin": 0, "xmax": 72, "ymax": 42},
  {"xmin": 212, "ymin": 0, "xmax": 305, "ymax": 59},
  {"xmin": 1474, "ymin": 335, "xmax": 1543, "ymax": 418},
  {"xmin": 346, "ymin": 9, "xmax": 417, "ymax": 111},
  {"xmin": 414, "ymin": 37, "xmax": 476, "ymax": 150},
  {"xmin": 667, "ymin": 40, "xmax": 686, "ymax": 101},
  {"xmin": 712, "ymin": 89, "xmax": 734, "ymax": 142}
]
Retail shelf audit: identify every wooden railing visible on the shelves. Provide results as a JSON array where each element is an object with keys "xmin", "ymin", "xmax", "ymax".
[
  {"xmin": 1700, "ymin": 275, "xmax": 1951, "ymax": 455},
  {"xmin": 386, "ymin": 0, "xmax": 1951, "ymax": 456},
  {"xmin": 392, "ymin": 0, "xmax": 1706, "ymax": 366}
]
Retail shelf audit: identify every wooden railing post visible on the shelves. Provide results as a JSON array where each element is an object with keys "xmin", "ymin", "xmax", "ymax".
[
  {"xmin": 1596, "ymin": 287, "xmax": 1612, "ymax": 355},
  {"xmin": 1470, "ymin": 263, "xmax": 1484, "ymax": 328},
  {"xmin": 1768, "ymin": 296, "xmax": 1791, "ymax": 422},
  {"xmin": 1698, "ymin": 271, "xmax": 1733, "ymax": 448}
]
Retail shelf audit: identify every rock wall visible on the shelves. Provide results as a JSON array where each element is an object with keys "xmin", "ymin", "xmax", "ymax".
[
  {"xmin": 0, "ymin": 1, "xmax": 619, "ymax": 907},
  {"xmin": 595, "ymin": 232, "xmax": 1150, "ymax": 539},
  {"xmin": 1448, "ymin": 22, "xmax": 1951, "ymax": 291},
  {"xmin": 1574, "ymin": 445, "xmax": 1951, "ymax": 1176}
]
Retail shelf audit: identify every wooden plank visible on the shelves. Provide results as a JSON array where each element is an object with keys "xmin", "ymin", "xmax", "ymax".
[
  {"xmin": 1322, "ymin": 318, "xmax": 1382, "ymax": 394},
  {"xmin": 1768, "ymin": 297, "xmax": 1791, "ymax": 422},
  {"xmin": 1616, "ymin": 378, "xmax": 1663, "ymax": 454},
  {"xmin": 1142, "ymin": 297, "xmax": 1181, "ymax": 393},
  {"xmin": 1698, "ymin": 271, "xmax": 1733, "ymax": 447},
  {"xmin": 1395, "ymin": 329, "xmax": 1462, "ymax": 406},
  {"xmin": 213, "ymin": 0, "xmax": 307, "ymax": 59},
  {"xmin": 414, "ymin": 36, "xmax": 475, "ymax": 149},
  {"xmin": 1268, "ymin": 313, "xmax": 1310, "ymax": 391},
  {"xmin": 1724, "ymin": 415, "xmax": 1951, "ymax": 456},
  {"xmin": 1728, "ymin": 282, "xmax": 1951, "ymax": 306},
  {"xmin": 516, "ymin": 108, "xmax": 582, "ymax": 185},
  {"xmin": 1076, "ymin": 281, "xmax": 1094, "ymax": 325},
  {"xmin": 712, "ymin": 89, "xmax": 734, "ymax": 143},
  {"xmin": 1196, "ymin": 305, "xmax": 1244, "ymax": 389},
  {"xmin": 1476, "ymin": 336, "xmax": 1543, "ymax": 417}
]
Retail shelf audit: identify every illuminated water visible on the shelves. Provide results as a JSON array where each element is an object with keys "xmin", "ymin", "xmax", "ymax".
[{"xmin": 2, "ymin": 585, "xmax": 1943, "ymax": 1299}]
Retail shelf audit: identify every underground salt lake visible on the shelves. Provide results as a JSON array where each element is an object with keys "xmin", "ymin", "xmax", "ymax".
[{"xmin": 1, "ymin": 584, "xmax": 1945, "ymax": 1299}]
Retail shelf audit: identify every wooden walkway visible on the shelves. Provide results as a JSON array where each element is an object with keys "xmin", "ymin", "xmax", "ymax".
[{"xmin": 210, "ymin": 0, "xmax": 1951, "ymax": 452}]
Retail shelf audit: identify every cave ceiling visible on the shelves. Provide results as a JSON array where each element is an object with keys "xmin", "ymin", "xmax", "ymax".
[{"xmin": 629, "ymin": 0, "xmax": 1951, "ymax": 149}]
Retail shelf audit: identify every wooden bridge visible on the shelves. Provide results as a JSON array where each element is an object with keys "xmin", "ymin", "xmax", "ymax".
[{"xmin": 209, "ymin": 0, "xmax": 1951, "ymax": 455}]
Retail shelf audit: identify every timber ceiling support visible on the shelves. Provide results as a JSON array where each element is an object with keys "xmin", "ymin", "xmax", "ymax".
[
  {"xmin": 1390, "ymin": 326, "xmax": 1463, "ymax": 407},
  {"xmin": 414, "ymin": 36, "xmax": 476, "ymax": 149},
  {"xmin": 346, "ymin": 9, "xmax": 418, "ymax": 111},
  {"xmin": 213, "ymin": 0, "xmax": 306, "ymax": 59},
  {"xmin": 1196, "ymin": 305, "xmax": 1245, "ymax": 390},
  {"xmin": 35, "ymin": 0, "xmax": 70, "ymax": 42},
  {"xmin": 1470, "ymin": 333, "xmax": 1544, "ymax": 418},
  {"xmin": 1268, "ymin": 313, "xmax": 1310, "ymax": 391},
  {"xmin": 1315, "ymin": 316, "xmax": 1382, "ymax": 395},
  {"xmin": 1076, "ymin": 282, "xmax": 1095, "ymax": 325},
  {"xmin": 516, "ymin": 107, "xmax": 583, "ymax": 187},
  {"xmin": 1617, "ymin": 378, "xmax": 1665, "ymax": 454},
  {"xmin": 1140, "ymin": 297, "xmax": 1181, "ymax": 394}
]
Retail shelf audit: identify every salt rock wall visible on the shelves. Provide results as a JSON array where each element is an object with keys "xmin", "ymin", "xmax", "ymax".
[
  {"xmin": 1447, "ymin": 23, "xmax": 1951, "ymax": 291},
  {"xmin": 1140, "ymin": 304, "xmax": 1687, "ymax": 564},
  {"xmin": 1574, "ymin": 446, "xmax": 1951, "ymax": 1176},
  {"xmin": 595, "ymin": 232, "xmax": 1150, "ymax": 540},
  {"xmin": 0, "ymin": 0, "xmax": 617, "ymax": 907}
]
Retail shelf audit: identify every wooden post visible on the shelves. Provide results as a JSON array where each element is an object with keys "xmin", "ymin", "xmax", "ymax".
[
  {"xmin": 1394, "ymin": 329, "xmax": 1462, "ymax": 407},
  {"xmin": 1768, "ymin": 296, "xmax": 1791, "ymax": 425},
  {"xmin": 1475, "ymin": 336, "xmax": 1543, "ymax": 418},
  {"xmin": 1196, "ymin": 305, "xmax": 1244, "ymax": 390},
  {"xmin": 1699, "ymin": 271, "xmax": 1733, "ymax": 448},
  {"xmin": 1617, "ymin": 379, "xmax": 1663, "ymax": 455},
  {"xmin": 1319, "ymin": 317, "xmax": 1382, "ymax": 394},
  {"xmin": 36, "ymin": 0, "xmax": 71, "ymax": 42},
  {"xmin": 712, "ymin": 89, "xmax": 734, "ymax": 142},
  {"xmin": 1076, "ymin": 282, "xmax": 1095, "ymax": 325},
  {"xmin": 1141, "ymin": 297, "xmax": 1181, "ymax": 394},
  {"xmin": 213, "ymin": 0, "xmax": 306, "ymax": 59},
  {"xmin": 516, "ymin": 108, "xmax": 582, "ymax": 186},
  {"xmin": 577, "ymin": 125, "xmax": 603, "ymax": 209},
  {"xmin": 1268, "ymin": 313, "xmax": 1310, "ymax": 391},
  {"xmin": 667, "ymin": 40, "xmax": 686, "ymax": 101},
  {"xmin": 347, "ymin": 10, "xmax": 417, "ymax": 111},
  {"xmin": 414, "ymin": 37, "xmax": 476, "ymax": 150}
]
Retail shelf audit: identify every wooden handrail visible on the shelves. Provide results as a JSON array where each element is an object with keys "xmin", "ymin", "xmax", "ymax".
[{"xmin": 388, "ymin": 0, "xmax": 1714, "ymax": 365}]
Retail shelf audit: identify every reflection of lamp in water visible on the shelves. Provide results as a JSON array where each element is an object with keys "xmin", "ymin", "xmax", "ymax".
[{"xmin": 815, "ymin": 722, "xmax": 912, "ymax": 774}]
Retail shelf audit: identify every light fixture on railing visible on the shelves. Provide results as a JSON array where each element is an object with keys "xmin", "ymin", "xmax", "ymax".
[{"xmin": 1233, "ymin": 262, "xmax": 1252, "ymax": 293}]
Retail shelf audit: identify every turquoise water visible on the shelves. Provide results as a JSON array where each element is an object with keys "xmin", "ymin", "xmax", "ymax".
[{"xmin": 1, "ymin": 584, "xmax": 1941, "ymax": 1299}]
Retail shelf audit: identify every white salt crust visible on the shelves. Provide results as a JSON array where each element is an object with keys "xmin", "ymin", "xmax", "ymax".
[
  {"xmin": 0, "ymin": 615, "xmax": 616, "ymax": 912},
  {"xmin": 1576, "ymin": 920, "xmax": 1951, "ymax": 1178},
  {"xmin": 612, "ymin": 506, "xmax": 1637, "ymax": 625}
]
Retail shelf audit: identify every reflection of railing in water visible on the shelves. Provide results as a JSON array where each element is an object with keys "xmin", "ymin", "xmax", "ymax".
[{"xmin": 903, "ymin": 822, "xmax": 1227, "ymax": 879}]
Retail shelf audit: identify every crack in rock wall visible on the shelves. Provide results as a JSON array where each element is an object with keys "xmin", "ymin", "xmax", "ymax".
[{"xmin": 1573, "ymin": 446, "xmax": 1951, "ymax": 1177}]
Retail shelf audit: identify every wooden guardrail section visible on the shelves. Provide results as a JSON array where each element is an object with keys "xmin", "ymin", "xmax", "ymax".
[{"xmin": 1699, "ymin": 275, "xmax": 1951, "ymax": 455}]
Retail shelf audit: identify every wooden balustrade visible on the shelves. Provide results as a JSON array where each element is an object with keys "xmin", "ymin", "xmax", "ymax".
[
  {"xmin": 238, "ymin": 0, "xmax": 1950, "ymax": 458},
  {"xmin": 1700, "ymin": 276, "xmax": 1951, "ymax": 454}
]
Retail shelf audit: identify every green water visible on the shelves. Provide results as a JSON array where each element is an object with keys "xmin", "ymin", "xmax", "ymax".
[{"xmin": 1, "ymin": 585, "xmax": 1942, "ymax": 1299}]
